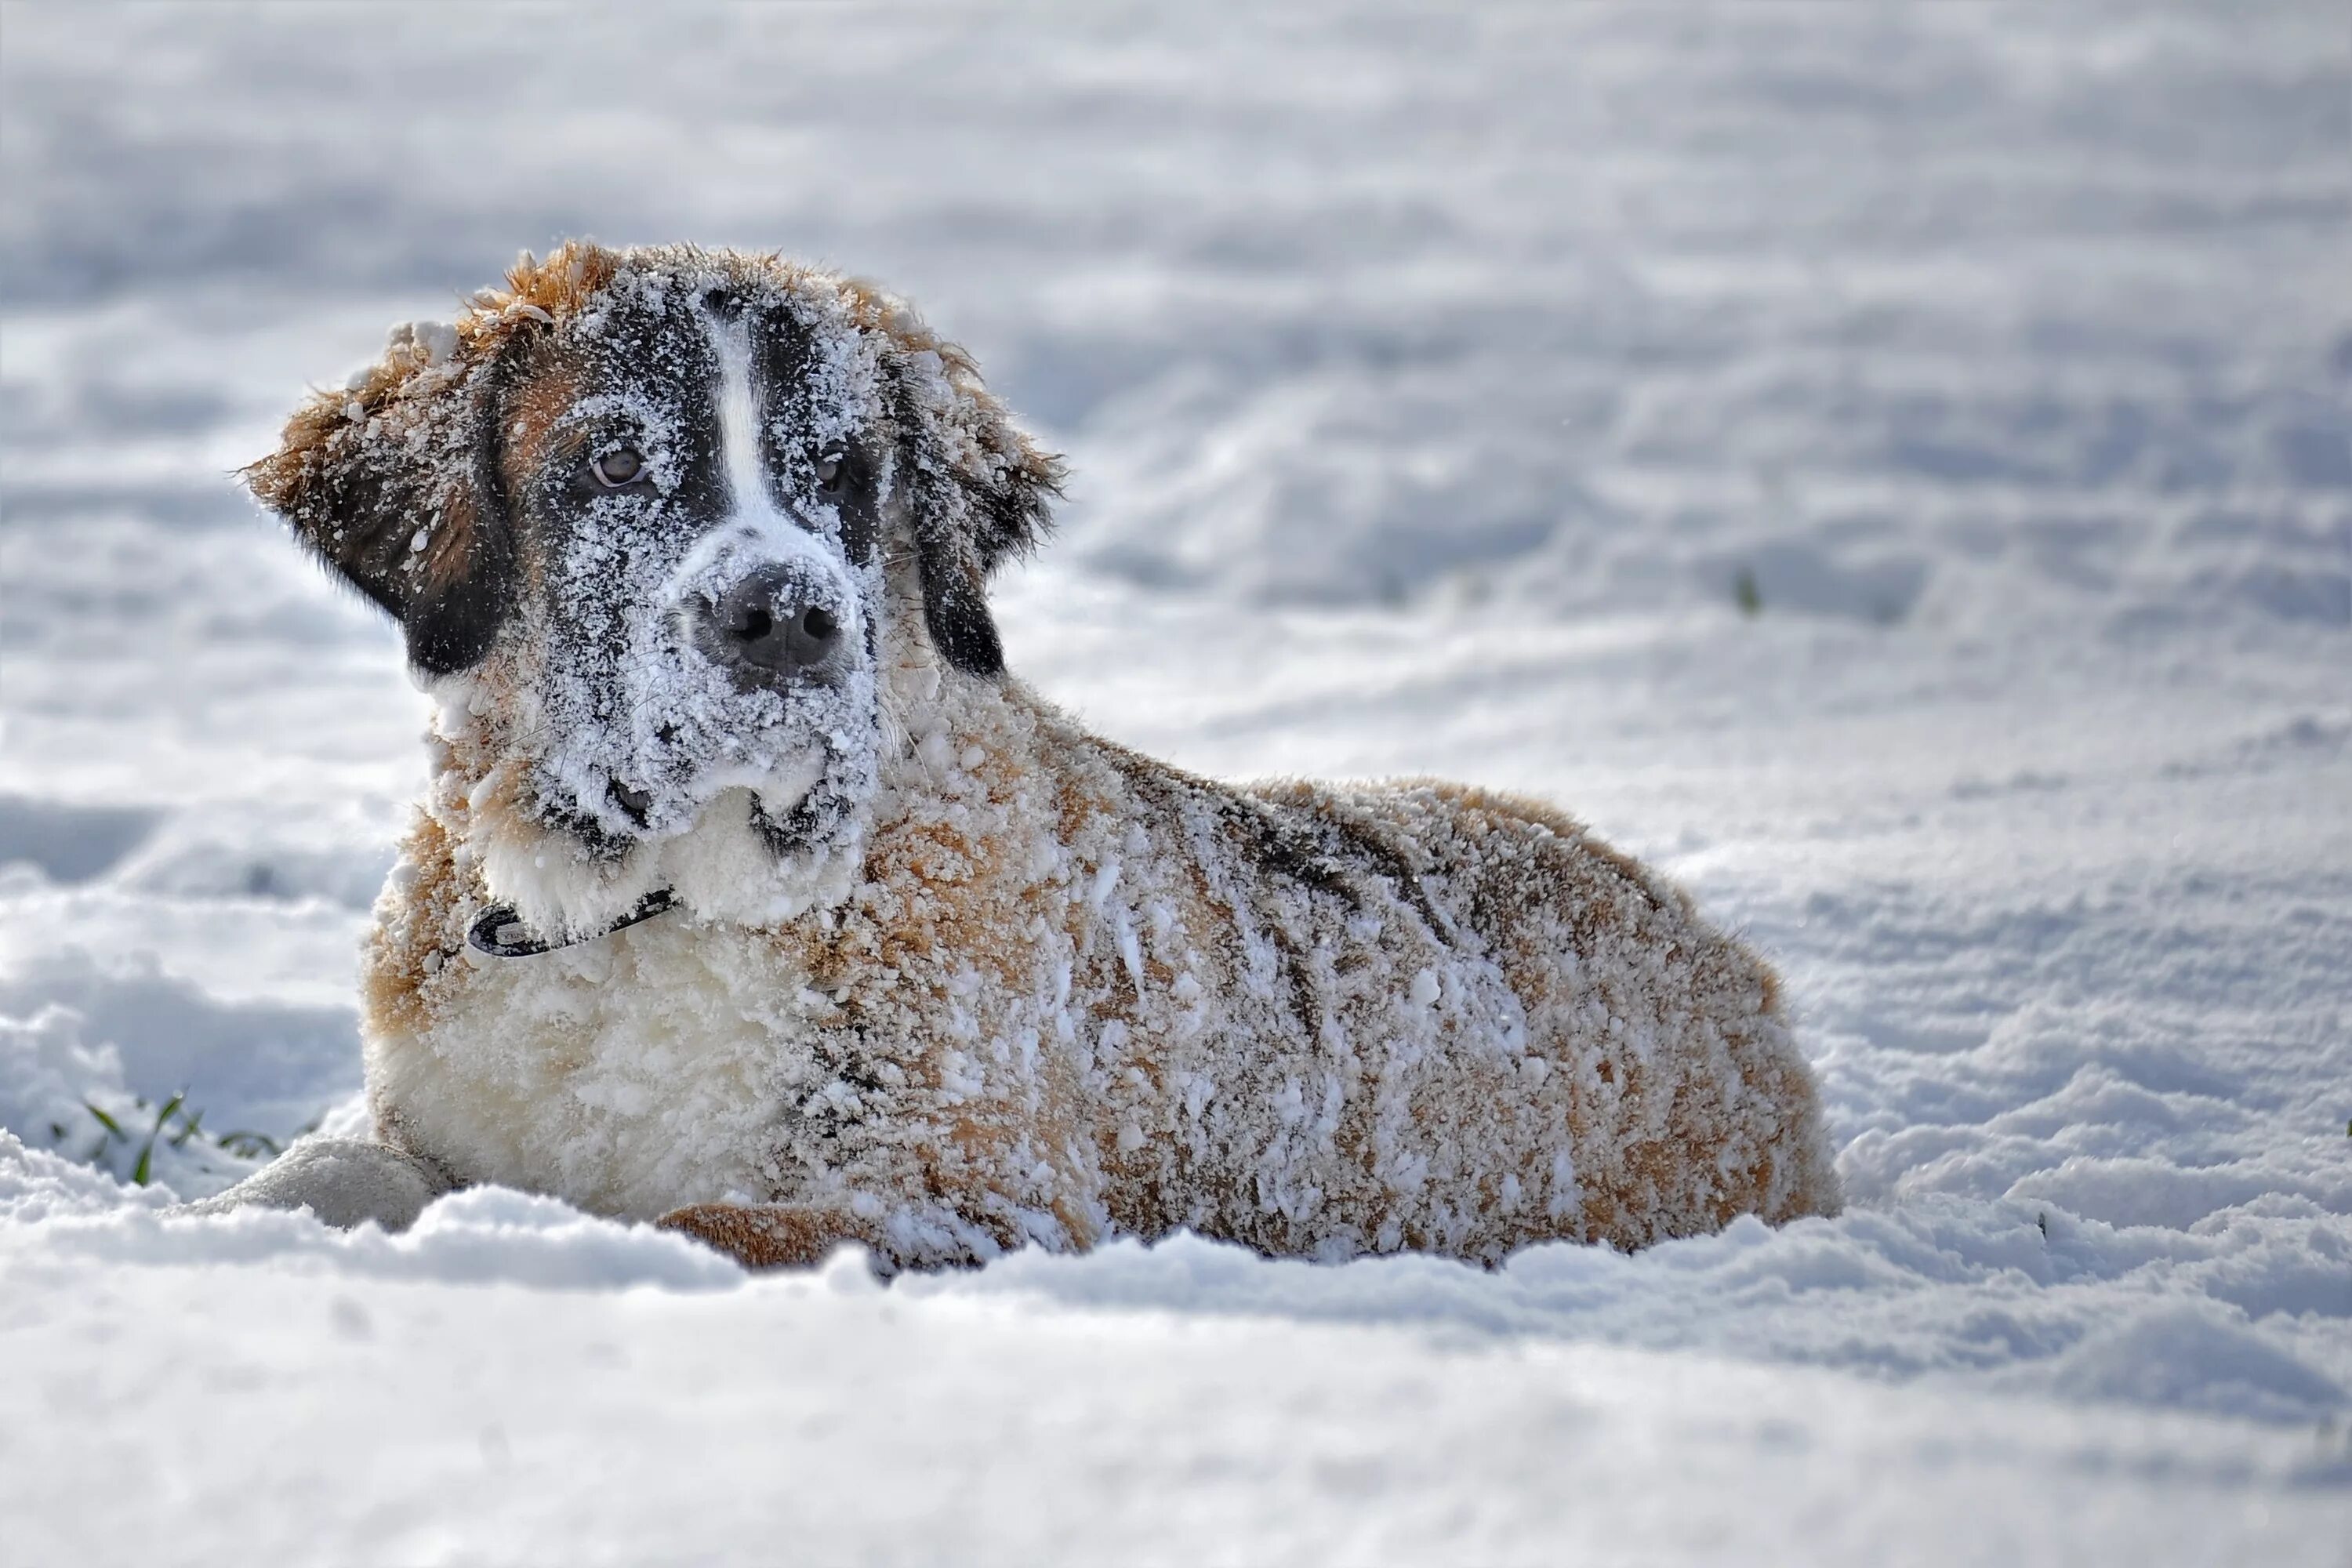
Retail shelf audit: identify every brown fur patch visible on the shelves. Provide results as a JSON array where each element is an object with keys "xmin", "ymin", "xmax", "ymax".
[
  {"xmin": 495, "ymin": 358, "xmax": 586, "ymax": 499},
  {"xmin": 361, "ymin": 811, "xmax": 466, "ymax": 1040},
  {"xmin": 657, "ymin": 1202, "xmax": 878, "ymax": 1270}
]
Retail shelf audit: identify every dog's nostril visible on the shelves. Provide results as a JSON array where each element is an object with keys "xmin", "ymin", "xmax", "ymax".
[
  {"xmin": 800, "ymin": 605, "xmax": 838, "ymax": 644},
  {"xmin": 731, "ymin": 606, "xmax": 774, "ymax": 643},
  {"xmin": 607, "ymin": 780, "xmax": 653, "ymax": 826}
]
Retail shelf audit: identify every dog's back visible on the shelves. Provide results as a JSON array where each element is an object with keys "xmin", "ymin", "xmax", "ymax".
[{"xmin": 1026, "ymin": 700, "xmax": 1839, "ymax": 1261}]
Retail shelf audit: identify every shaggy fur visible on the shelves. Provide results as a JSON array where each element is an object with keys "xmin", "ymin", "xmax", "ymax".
[{"xmin": 241, "ymin": 242, "xmax": 1838, "ymax": 1270}]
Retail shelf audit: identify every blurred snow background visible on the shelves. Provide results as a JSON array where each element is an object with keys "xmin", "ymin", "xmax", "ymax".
[{"xmin": 1, "ymin": 4, "xmax": 2346, "ymax": 1562}]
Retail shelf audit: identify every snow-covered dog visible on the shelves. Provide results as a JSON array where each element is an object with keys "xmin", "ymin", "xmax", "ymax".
[{"xmin": 230, "ymin": 242, "xmax": 1838, "ymax": 1269}]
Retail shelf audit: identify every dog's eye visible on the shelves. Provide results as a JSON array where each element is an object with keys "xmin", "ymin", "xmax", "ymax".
[
  {"xmin": 815, "ymin": 451, "xmax": 845, "ymax": 495},
  {"xmin": 590, "ymin": 448, "xmax": 647, "ymax": 488}
]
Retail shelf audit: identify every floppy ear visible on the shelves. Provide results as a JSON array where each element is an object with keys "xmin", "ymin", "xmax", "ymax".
[
  {"xmin": 245, "ymin": 321, "xmax": 517, "ymax": 677},
  {"xmin": 887, "ymin": 341, "xmax": 1062, "ymax": 678}
]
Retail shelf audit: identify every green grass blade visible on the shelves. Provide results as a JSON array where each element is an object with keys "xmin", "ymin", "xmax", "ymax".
[{"xmin": 218, "ymin": 1131, "xmax": 284, "ymax": 1160}]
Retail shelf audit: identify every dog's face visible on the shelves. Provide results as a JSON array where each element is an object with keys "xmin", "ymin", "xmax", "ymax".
[{"xmin": 250, "ymin": 245, "xmax": 1057, "ymax": 936}]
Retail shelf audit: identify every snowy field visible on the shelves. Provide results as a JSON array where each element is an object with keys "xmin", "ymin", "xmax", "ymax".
[{"xmin": 2, "ymin": 3, "xmax": 2347, "ymax": 1561}]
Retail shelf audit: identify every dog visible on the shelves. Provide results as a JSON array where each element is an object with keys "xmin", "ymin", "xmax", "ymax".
[{"xmin": 223, "ymin": 241, "xmax": 1838, "ymax": 1269}]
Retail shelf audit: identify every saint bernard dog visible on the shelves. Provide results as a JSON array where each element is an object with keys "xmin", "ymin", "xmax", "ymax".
[{"xmin": 210, "ymin": 241, "xmax": 1839, "ymax": 1269}]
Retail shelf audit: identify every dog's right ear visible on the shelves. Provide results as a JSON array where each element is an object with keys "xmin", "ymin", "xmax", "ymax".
[{"xmin": 245, "ymin": 321, "xmax": 516, "ymax": 677}]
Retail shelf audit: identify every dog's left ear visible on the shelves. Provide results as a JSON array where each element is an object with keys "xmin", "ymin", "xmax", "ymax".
[{"xmin": 887, "ymin": 339, "xmax": 1063, "ymax": 677}]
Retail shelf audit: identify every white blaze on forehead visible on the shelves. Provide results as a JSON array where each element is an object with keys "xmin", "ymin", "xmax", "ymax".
[{"xmin": 709, "ymin": 306, "xmax": 774, "ymax": 521}]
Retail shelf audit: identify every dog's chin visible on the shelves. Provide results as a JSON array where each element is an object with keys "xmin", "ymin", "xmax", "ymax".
[
  {"xmin": 474, "ymin": 763, "xmax": 866, "ymax": 944},
  {"xmin": 658, "ymin": 783, "xmax": 866, "ymax": 930}
]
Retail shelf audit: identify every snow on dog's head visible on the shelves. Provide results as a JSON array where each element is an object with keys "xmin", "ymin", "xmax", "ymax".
[{"xmin": 249, "ymin": 243, "xmax": 1060, "ymax": 938}]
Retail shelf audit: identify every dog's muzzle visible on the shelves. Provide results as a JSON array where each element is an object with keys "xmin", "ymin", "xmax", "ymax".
[{"xmin": 531, "ymin": 521, "xmax": 869, "ymax": 855}]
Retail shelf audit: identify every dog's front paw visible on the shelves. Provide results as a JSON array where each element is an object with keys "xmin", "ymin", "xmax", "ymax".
[
  {"xmin": 655, "ymin": 1202, "xmax": 880, "ymax": 1271},
  {"xmin": 175, "ymin": 1138, "xmax": 453, "ymax": 1233}
]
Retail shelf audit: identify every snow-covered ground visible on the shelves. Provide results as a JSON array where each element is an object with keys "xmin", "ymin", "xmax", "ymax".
[{"xmin": 2, "ymin": 4, "xmax": 2347, "ymax": 1560}]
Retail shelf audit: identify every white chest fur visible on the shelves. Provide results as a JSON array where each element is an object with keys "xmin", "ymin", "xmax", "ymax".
[{"xmin": 369, "ymin": 909, "xmax": 828, "ymax": 1221}]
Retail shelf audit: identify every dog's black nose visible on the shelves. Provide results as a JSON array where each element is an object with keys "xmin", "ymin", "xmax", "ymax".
[{"xmin": 699, "ymin": 566, "xmax": 847, "ymax": 685}]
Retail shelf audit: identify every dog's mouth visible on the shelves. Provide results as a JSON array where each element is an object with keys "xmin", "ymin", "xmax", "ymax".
[
  {"xmin": 535, "ymin": 737, "xmax": 837, "ymax": 857},
  {"xmin": 593, "ymin": 773, "xmax": 826, "ymax": 851},
  {"xmin": 748, "ymin": 789, "xmax": 828, "ymax": 855},
  {"xmin": 538, "ymin": 796, "xmax": 639, "ymax": 862},
  {"xmin": 604, "ymin": 778, "xmax": 657, "ymax": 830},
  {"xmin": 537, "ymin": 786, "xmax": 818, "ymax": 863}
]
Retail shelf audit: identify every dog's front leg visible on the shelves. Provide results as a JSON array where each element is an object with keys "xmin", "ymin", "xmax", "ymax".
[{"xmin": 655, "ymin": 1202, "xmax": 884, "ymax": 1272}]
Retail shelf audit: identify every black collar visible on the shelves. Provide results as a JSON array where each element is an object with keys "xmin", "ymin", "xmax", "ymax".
[{"xmin": 466, "ymin": 889, "xmax": 679, "ymax": 959}]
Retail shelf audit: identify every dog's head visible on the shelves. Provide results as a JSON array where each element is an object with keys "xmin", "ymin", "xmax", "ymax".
[{"xmin": 249, "ymin": 243, "xmax": 1058, "ymax": 938}]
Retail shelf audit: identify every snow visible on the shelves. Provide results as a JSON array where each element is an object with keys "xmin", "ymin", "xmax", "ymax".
[{"xmin": 2, "ymin": 2, "xmax": 2347, "ymax": 1561}]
